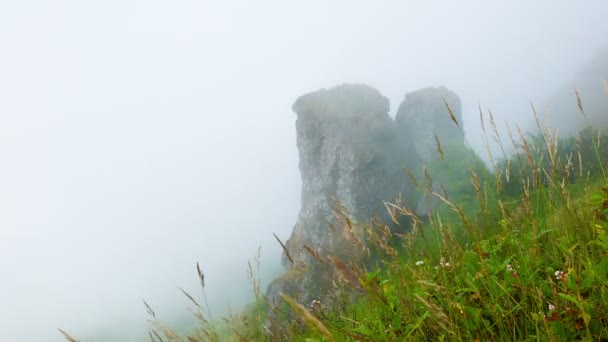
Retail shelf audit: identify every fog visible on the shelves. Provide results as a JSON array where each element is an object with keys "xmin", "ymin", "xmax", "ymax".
[{"xmin": 0, "ymin": 1, "xmax": 606, "ymax": 340}]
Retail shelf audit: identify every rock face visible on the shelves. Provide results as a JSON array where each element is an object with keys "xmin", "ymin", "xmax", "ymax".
[
  {"xmin": 266, "ymin": 84, "xmax": 469, "ymax": 306},
  {"xmin": 285, "ymin": 84, "xmax": 415, "ymax": 265},
  {"xmin": 395, "ymin": 87, "xmax": 466, "ymax": 217},
  {"xmin": 395, "ymin": 86, "xmax": 464, "ymax": 163}
]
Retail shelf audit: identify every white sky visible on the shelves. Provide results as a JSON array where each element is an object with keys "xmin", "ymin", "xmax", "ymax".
[{"xmin": 0, "ymin": 1, "xmax": 607, "ymax": 341}]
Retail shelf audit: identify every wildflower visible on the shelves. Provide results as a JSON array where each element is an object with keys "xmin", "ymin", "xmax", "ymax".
[
  {"xmin": 507, "ymin": 264, "xmax": 518, "ymax": 277},
  {"xmin": 548, "ymin": 303, "xmax": 556, "ymax": 311},
  {"xmin": 310, "ymin": 299, "xmax": 321, "ymax": 311},
  {"xmin": 439, "ymin": 257, "xmax": 451, "ymax": 268},
  {"xmin": 555, "ymin": 270, "xmax": 567, "ymax": 281},
  {"xmin": 415, "ymin": 260, "xmax": 424, "ymax": 266}
]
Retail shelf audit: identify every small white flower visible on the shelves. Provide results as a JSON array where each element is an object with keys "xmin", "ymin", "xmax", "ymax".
[
  {"xmin": 507, "ymin": 264, "xmax": 514, "ymax": 272},
  {"xmin": 438, "ymin": 257, "xmax": 451, "ymax": 268},
  {"xmin": 555, "ymin": 270, "xmax": 566, "ymax": 280},
  {"xmin": 548, "ymin": 303, "xmax": 556, "ymax": 311},
  {"xmin": 415, "ymin": 260, "xmax": 424, "ymax": 266},
  {"xmin": 310, "ymin": 299, "xmax": 321, "ymax": 310}
]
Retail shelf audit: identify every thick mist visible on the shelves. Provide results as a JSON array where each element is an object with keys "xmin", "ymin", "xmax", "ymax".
[{"xmin": 0, "ymin": 1, "xmax": 606, "ymax": 341}]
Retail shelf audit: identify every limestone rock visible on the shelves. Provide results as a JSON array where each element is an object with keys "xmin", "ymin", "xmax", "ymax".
[
  {"xmin": 266, "ymin": 84, "xmax": 417, "ymax": 304},
  {"xmin": 395, "ymin": 86, "xmax": 464, "ymax": 162},
  {"xmin": 287, "ymin": 84, "xmax": 414, "ymax": 262},
  {"xmin": 266, "ymin": 84, "xmax": 472, "ymax": 307}
]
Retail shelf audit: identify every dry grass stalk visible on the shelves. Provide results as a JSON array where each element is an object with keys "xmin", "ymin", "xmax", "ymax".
[
  {"xmin": 272, "ymin": 232, "xmax": 294, "ymax": 265},
  {"xmin": 542, "ymin": 168, "xmax": 556, "ymax": 189},
  {"xmin": 432, "ymin": 191, "xmax": 470, "ymax": 230},
  {"xmin": 143, "ymin": 299, "xmax": 157, "ymax": 319},
  {"xmin": 578, "ymin": 151, "xmax": 583, "ymax": 178},
  {"xmin": 193, "ymin": 311, "xmax": 207, "ymax": 324},
  {"xmin": 303, "ymin": 244, "xmax": 326, "ymax": 263},
  {"xmin": 531, "ymin": 102, "xmax": 542, "ymax": 133},
  {"xmin": 365, "ymin": 225, "xmax": 397, "ymax": 257},
  {"xmin": 479, "ymin": 105, "xmax": 486, "ymax": 133},
  {"xmin": 332, "ymin": 206, "xmax": 367, "ymax": 255},
  {"xmin": 230, "ymin": 327, "xmax": 251, "ymax": 342},
  {"xmin": 196, "ymin": 262, "xmax": 205, "ymax": 289},
  {"xmin": 489, "ymin": 110, "xmax": 500, "ymax": 144},
  {"xmin": 413, "ymin": 294, "xmax": 450, "ymax": 325},
  {"xmin": 565, "ymin": 152, "xmax": 574, "ymax": 179},
  {"xmin": 403, "ymin": 164, "xmax": 421, "ymax": 191},
  {"xmin": 442, "ymin": 97, "xmax": 460, "ymax": 128},
  {"xmin": 179, "ymin": 288, "xmax": 201, "ymax": 309},
  {"xmin": 328, "ymin": 255, "xmax": 364, "ymax": 289},
  {"xmin": 151, "ymin": 329, "xmax": 164, "ymax": 342},
  {"xmin": 479, "ymin": 108, "xmax": 495, "ymax": 166},
  {"xmin": 383, "ymin": 200, "xmax": 402, "ymax": 225},
  {"xmin": 161, "ymin": 327, "xmax": 182, "ymax": 341},
  {"xmin": 434, "ymin": 133, "xmax": 444, "ymax": 160},
  {"xmin": 423, "ymin": 167, "xmax": 433, "ymax": 194},
  {"xmin": 546, "ymin": 127, "xmax": 559, "ymax": 170},
  {"xmin": 470, "ymin": 171, "xmax": 483, "ymax": 207},
  {"xmin": 247, "ymin": 246, "xmax": 262, "ymax": 300},
  {"xmin": 58, "ymin": 328, "xmax": 78, "ymax": 342},
  {"xmin": 574, "ymin": 88, "xmax": 585, "ymax": 115},
  {"xmin": 385, "ymin": 200, "xmax": 422, "ymax": 239},
  {"xmin": 505, "ymin": 121, "xmax": 525, "ymax": 178},
  {"xmin": 516, "ymin": 124, "xmax": 540, "ymax": 187},
  {"xmin": 194, "ymin": 263, "xmax": 217, "ymax": 339},
  {"xmin": 279, "ymin": 292, "xmax": 335, "ymax": 342},
  {"xmin": 530, "ymin": 103, "xmax": 556, "ymax": 169},
  {"xmin": 576, "ymin": 132, "xmax": 584, "ymax": 178},
  {"xmin": 498, "ymin": 200, "xmax": 511, "ymax": 221},
  {"xmin": 494, "ymin": 165, "xmax": 502, "ymax": 193}
]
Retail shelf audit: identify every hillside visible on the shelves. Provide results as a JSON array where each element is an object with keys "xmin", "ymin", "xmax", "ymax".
[{"xmin": 121, "ymin": 84, "xmax": 608, "ymax": 341}]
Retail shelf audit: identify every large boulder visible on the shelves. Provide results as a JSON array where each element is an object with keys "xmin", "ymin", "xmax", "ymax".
[
  {"xmin": 266, "ymin": 84, "xmax": 417, "ymax": 305},
  {"xmin": 395, "ymin": 86, "xmax": 464, "ymax": 163},
  {"xmin": 265, "ymin": 84, "xmax": 476, "ymax": 309},
  {"xmin": 287, "ymin": 84, "xmax": 412, "ymax": 263}
]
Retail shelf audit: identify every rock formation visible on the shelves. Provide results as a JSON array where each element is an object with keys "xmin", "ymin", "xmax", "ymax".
[
  {"xmin": 266, "ymin": 84, "xmax": 472, "ymax": 307},
  {"xmin": 285, "ymin": 84, "xmax": 416, "ymax": 265},
  {"xmin": 395, "ymin": 86, "xmax": 464, "ymax": 163},
  {"xmin": 395, "ymin": 87, "xmax": 466, "ymax": 217}
]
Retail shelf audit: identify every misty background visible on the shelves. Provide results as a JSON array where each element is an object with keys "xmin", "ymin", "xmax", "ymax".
[{"xmin": 0, "ymin": 1, "xmax": 606, "ymax": 340}]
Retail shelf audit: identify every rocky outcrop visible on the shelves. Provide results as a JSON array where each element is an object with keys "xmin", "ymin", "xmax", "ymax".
[
  {"xmin": 285, "ymin": 84, "xmax": 416, "ymax": 265},
  {"xmin": 395, "ymin": 87, "xmax": 464, "ymax": 163},
  {"xmin": 266, "ymin": 84, "xmax": 471, "ymax": 306},
  {"xmin": 395, "ymin": 87, "xmax": 466, "ymax": 217}
]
